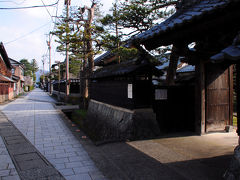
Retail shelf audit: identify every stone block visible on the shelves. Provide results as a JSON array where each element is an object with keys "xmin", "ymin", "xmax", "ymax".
[
  {"xmin": 85, "ymin": 100, "xmax": 160, "ymax": 143},
  {"xmin": 17, "ymin": 159, "xmax": 48, "ymax": 171},
  {"xmin": 7, "ymin": 143, "xmax": 35, "ymax": 155},
  {"xmin": 14, "ymin": 152, "xmax": 41, "ymax": 162},
  {"xmin": 5, "ymin": 138, "xmax": 26, "ymax": 145}
]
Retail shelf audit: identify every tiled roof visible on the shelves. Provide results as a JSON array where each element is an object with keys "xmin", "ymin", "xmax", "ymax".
[
  {"xmin": 211, "ymin": 45, "xmax": 240, "ymax": 63},
  {"xmin": 211, "ymin": 33, "xmax": 240, "ymax": 63},
  {"xmin": 9, "ymin": 58, "xmax": 21, "ymax": 66},
  {"xmin": 177, "ymin": 64, "xmax": 195, "ymax": 72},
  {"xmin": 0, "ymin": 42, "xmax": 11, "ymax": 69},
  {"xmin": 94, "ymin": 51, "xmax": 114, "ymax": 66},
  {"xmin": 92, "ymin": 55, "xmax": 162, "ymax": 79},
  {"xmin": 92, "ymin": 59, "xmax": 144, "ymax": 79},
  {"xmin": 156, "ymin": 61, "xmax": 183, "ymax": 70},
  {"xmin": 134, "ymin": 0, "xmax": 236, "ymax": 45},
  {"xmin": 156, "ymin": 61, "xmax": 170, "ymax": 70}
]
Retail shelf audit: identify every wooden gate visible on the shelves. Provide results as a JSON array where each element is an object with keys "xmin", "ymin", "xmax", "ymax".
[{"xmin": 205, "ymin": 64, "xmax": 232, "ymax": 132}]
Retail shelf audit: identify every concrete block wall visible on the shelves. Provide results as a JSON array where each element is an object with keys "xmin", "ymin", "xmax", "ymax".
[{"xmin": 85, "ymin": 99, "xmax": 160, "ymax": 144}]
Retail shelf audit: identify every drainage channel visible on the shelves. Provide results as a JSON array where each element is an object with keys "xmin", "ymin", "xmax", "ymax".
[{"xmin": 0, "ymin": 111, "xmax": 65, "ymax": 180}]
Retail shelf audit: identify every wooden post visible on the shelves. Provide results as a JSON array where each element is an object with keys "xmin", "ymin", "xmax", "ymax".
[
  {"xmin": 229, "ymin": 65, "xmax": 234, "ymax": 126},
  {"xmin": 195, "ymin": 60, "xmax": 205, "ymax": 135},
  {"xmin": 236, "ymin": 63, "xmax": 240, "ymax": 137},
  {"xmin": 166, "ymin": 45, "xmax": 179, "ymax": 86}
]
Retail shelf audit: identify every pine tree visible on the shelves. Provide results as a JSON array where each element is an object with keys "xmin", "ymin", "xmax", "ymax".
[
  {"xmin": 99, "ymin": 0, "xmax": 177, "ymax": 63},
  {"xmin": 30, "ymin": 59, "xmax": 39, "ymax": 82},
  {"xmin": 52, "ymin": 1, "xmax": 104, "ymax": 108}
]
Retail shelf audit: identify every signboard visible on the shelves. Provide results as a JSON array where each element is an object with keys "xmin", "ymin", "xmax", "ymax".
[
  {"xmin": 155, "ymin": 89, "xmax": 167, "ymax": 100},
  {"xmin": 128, "ymin": 84, "xmax": 133, "ymax": 99}
]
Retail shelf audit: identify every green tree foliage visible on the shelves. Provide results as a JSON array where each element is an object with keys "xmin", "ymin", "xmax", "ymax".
[
  {"xmin": 20, "ymin": 59, "xmax": 32, "ymax": 76},
  {"xmin": 20, "ymin": 59, "xmax": 39, "ymax": 82},
  {"xmin": 101, "ymin": 0, "xmax": 177, "ymax": 41},
  {"xmin": 69, "ymin": 58, "xmax": 81, "ymax": 77},
  {"xmin": 99, "ymin": 0, "xmax": 177, "ymax": 63},
  {"xmin": 112, "ymin": 47, "xmax": 138, "ymax": 62},
  {"xmin": 30, "ymin": 59, "xmax": 39, "ymax": 82},
  {"xmin": 40, "ymin": 75, "xmax": 44, "ymax": 84},
  {"xmin": 117, "ymin": 0, "xmax": 177, "ymax": 35},
  {"xmin": 52, "ymin": 4, "xmax": 104, "ymax": 72}
]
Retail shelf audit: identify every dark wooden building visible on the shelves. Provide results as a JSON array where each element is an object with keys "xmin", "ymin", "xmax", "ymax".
[
  {"xmin": 133, "ymin": 0, "xmax": 239, "ymax": 134},
  {"xmin": 154, "ymin": 64, "xmax": 196, "ymax": 133},
  {"xmin": 91, "ymin": 54, "xmax": 162, "ymax": 109}
]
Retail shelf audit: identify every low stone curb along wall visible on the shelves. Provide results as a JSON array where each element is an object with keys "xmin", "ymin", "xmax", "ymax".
[{"xmin": 85, "ymin": 99, "xmax": 160, "ymax": 144}]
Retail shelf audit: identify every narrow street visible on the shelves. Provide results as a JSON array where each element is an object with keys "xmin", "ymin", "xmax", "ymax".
[{"xmin": 0, "ymin": 89, "xmax": 105, "ymax": 180}]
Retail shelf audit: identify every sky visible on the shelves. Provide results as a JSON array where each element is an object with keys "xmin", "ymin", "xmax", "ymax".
[{"xmin": 0, "ymin": 0, "xmax": 114, "ymax": 72}]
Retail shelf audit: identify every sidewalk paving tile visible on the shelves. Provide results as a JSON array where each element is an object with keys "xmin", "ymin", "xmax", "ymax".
[{"xmin": 0, "ymin": 137, "xmax": 21, "ymax": 180}]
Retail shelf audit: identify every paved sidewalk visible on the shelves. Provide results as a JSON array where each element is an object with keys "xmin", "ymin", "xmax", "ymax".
[
  {"xmin": 0, "ymin": 111, "xmax": 64, "ymax": 180},
  {"xmin": 0, "ymin": 89, "xmax": 106, "ymax": 180},
  {"xmin": 0, "ymin": 136, "xmax": 20, "ymax": 180}
]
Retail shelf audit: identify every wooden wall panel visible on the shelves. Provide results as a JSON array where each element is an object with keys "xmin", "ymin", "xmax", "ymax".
[{"xmin": 205, "ymin": 64, "xmax": 230, "ymax": 132}]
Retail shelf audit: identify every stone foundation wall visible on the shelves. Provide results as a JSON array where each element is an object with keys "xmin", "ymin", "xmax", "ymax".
[{"xmin": 85, "ymin": 99, "xmax": 160, "ymax": 144}]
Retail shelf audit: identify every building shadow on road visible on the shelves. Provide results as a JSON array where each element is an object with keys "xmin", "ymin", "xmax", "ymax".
[{"xmin": 61, "ymin": 113, "xmax": 234, "ymax": 180}]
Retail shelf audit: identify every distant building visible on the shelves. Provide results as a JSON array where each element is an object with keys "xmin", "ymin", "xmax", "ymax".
[
  {"xmin": 10, "ymin": 58, "xmax": 25, "ymax": 96},
  {"xmin": 24, "ymin": 76, "xmax": 33, "ymax": 92}
]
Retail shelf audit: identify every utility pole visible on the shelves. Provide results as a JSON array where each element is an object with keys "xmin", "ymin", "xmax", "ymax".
[
  {"xmin": 41, "ymin": 56, "xmax": 45, "ymax": 90},
  {"xmin": 65, "ymin": 0, "xmax": 70, "ymax": 97},
  {"xmin": 47, "ymin": 34, "xmax": 52, "ymax": 94}
]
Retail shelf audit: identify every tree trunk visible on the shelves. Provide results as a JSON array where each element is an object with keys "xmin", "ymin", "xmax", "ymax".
[
  {"xmin": 81, "ymin": 3, "xmax": 96, "ymax": 110},
  {"xmin": 79, "ymin": 32, "xmax": 88, "ymax": 108}
]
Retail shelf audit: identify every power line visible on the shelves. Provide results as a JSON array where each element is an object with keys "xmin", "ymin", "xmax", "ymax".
[
  {"xmin": 0, "ymin": 0, "xmax": 26, "ymax": 5},
  {"xmin": 4, "ymin": 22, "xmax": 51, "ymax": 45},
  {"xmin": 40, "ymin": 0, "xmax": 55, "ymax": 22},
  {"xmin": 0, "ymin": 0, "xmax": 59, "ymax": 10},
  {"xmin": 51, "ymin": 0, "xmax": 60, "ymax": 41}
]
